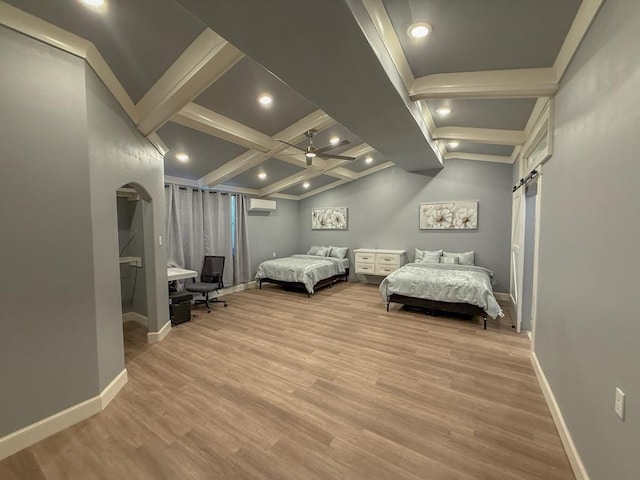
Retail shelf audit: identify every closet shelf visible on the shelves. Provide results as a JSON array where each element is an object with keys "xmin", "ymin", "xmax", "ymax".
[{"xmin": 119, "ymin": 256, "xmax": 142, "ymax": 268}]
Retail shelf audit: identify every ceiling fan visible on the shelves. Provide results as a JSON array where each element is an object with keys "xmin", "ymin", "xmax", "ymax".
[{"xmin": 276, "ymin": 129, "xmax": 356, "ymax": 166}]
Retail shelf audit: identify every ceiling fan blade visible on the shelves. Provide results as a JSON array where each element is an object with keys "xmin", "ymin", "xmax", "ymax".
[
  {"xmin": 318, "ymin": 153, "xmax": 356, "ymax": 161},
  {"xmin": 275, "ymin": 139, "xmax": 306, "ymax": 152},
  {"xmin": 314, "ymin": 139, "xmax": 350, "ymax": 154}
]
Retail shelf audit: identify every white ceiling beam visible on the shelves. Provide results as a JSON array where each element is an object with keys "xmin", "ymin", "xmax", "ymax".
[
  {"xmin": 0, "ymin": 2, "xmax": 138, "ymax": 122},
  {"xmin": 258, "ymin": 167, "xmax": 325, "ymax": 197},
  {"xmin": 325, "ymin": 167, "xmax": 358, "ymax": 181},
  {"xmin": 172, "ymin": 103, "xmax": 275, "ymax": 152},
  {"xmin": 147, "ymin": 132, "xmax": 169, "ymax": 156},
  {"xmin": 267, "ymin": 193, "xmax": 298, "ymax": 201},
  {"xmin": 136, "ymin": 29, "xmax": 243, "ymax": 136},
  {"xmin": 198, "ymin": 110, "xmax": 336, "ymax": 187},
  {"xmin": 444, "ymin": 152, "xmax": 514, "ymax": 164},
  {"xmin": 297, "ymin": 180, "xmax": 350, "ymax": 200},
  {"xmin": 410, "ymin": 68, "xmax": 558, "ymax": 100},
  {"xmin": 554, "ymin": 0, "xmax": 604, "ymax": 81},
  {"xmin": 207, "ymin": 184, "xmax": 259, "ymax": 195},
  {"xmin": 432, "ymin": 127, "xmax": 525, "ymax": 146}
]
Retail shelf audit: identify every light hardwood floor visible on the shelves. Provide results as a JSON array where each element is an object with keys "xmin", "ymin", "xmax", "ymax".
[{"xmin": 0, "ymin": 282, "xmax": 574, "ymax": 479}]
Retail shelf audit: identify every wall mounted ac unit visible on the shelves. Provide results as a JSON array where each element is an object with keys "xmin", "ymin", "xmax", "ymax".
[{"xmin": 248, "ymin": 198, "xmax": 276, "ymax": 212}]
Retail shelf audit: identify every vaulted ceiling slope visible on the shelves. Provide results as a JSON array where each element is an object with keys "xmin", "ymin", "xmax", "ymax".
[{"xmin": 2, "ymin": 0, "xmax": 600, "ymax": 199}]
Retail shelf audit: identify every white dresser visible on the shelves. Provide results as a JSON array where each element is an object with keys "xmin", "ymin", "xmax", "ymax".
[{"xmin": 353, "ymin": 248, "xmax": 406, "ymax": 276}]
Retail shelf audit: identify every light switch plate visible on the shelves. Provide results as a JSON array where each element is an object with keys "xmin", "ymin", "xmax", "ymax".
[{"xmin": 615, "ymin": 387, "xmax": 625, "ymax": 420}]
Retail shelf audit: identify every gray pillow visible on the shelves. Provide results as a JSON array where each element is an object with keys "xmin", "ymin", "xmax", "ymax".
[
  {"xmin": 307, "ymin": 245, "xmax": 328, "ymax": 256},
  {"xmin": 415, "ymin": 248, "xmax": 442, "ymax": 262},
  {"xmin": 443, "ymin": 251, "xmax": 475, "ymax": 266},
  {"xmin": 440, "ymin": 256, "xmax": 459, "ymax": 265},
  {"xmin": 329, "ymin": 245, "xmax": 349, "ymax": 259},
  {"xmin": 418, "ymin": 252, "xmax": 442, "ymax": 264}
]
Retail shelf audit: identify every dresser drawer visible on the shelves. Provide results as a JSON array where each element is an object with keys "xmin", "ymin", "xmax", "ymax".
[
  {"xmin": 355, "ymin": 252, "xmax": 375, "ymax": 263},
  {"xmin": 355, "ymin": 263, "xmax": 376, "ymax": 274},
  {"xmin": 375, "ymin": 264, "xmax": 398, "ymax": 276},
  {"xmin": 376, "ymin": 253, "xmax": 401, "ymax": 266}
]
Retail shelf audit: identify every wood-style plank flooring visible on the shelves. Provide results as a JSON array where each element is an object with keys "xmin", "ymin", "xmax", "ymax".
[{"xmin": 0, "ymin": 282, "xmax": 574, "ymax": 479}]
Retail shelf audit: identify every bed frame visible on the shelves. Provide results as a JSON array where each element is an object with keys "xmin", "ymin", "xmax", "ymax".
[
  {"xmin": 258, "ymin": 269, "xmax": 349, "ymax": 297},
  {"xmin": 387, "ymin": 294, "xmax": 488, "ymax": 329}
]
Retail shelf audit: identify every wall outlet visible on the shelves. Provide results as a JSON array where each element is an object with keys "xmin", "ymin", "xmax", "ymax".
[
  {"xmin": 272, "ymin": 252, "xmax": 276, "ymax": 258},
  {"xmin": 615, "ymin": 387, "xmax": 625, "ymax": 420}
]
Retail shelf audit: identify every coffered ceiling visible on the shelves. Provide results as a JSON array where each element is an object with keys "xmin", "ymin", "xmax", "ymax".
[{"xmin": 1, "ymin": 0, "xmax": 602, "ymax": 199}]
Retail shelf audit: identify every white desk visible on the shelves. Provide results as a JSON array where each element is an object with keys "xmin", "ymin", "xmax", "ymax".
[{"xmin": 167, "ymin": 267, "xmax": 198, "ymax": 281}]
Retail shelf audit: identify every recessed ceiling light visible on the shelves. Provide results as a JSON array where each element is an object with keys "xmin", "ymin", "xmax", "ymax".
[
  {"xmin": 408, "ymin": 22, "xmax": 432, "ymax": 39},
  {"xmin": 80, "ymin": 0, "xmax": 105, "ymax": 7},
  {"xmin": 329, "ymin": 136, "xmax": 340, "ymax": 145},
  {"xmin": 258, "ymin": 93, "xmax": 273, "ymax": 106},
  {"xmin": 436, "ymin": 106, "xmax": 451, "ymax": 116},
  {"xmin": 258, "ymin": 172, "xmax": 267, "ymax": 180},
  {"xmin": 365, "ymin": 156, "xmax": 373, "ymax": 164},
  {"xmin": 302, "ymin": 182, "xmax": 310, "ymax": 189},
  {"xmin": 175, "ymin": 152, "xmax": 189, "ymax": 162},
  {"xmin": 448, "ymin": 141, "xmax": 459, "ymax": 149}
]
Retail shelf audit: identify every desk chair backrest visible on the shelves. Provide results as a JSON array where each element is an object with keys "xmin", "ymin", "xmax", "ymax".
[{"xmin": 201, "ymin": 255, "xmax": 225, "ymax": 288}]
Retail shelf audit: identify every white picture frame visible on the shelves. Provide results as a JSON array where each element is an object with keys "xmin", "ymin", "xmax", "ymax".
[
  {"xmin": 419, "ymin": 201, "xmax": 478, "ymax": 230},
  {"xmin": 311, "ymin": 207, "xmax": 348, "ymax": 230}
]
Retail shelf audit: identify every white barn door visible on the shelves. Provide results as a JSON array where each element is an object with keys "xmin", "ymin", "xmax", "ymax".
[{"xmin": 510, "ymin": 189, "xmax": 525, "ymax": 333}]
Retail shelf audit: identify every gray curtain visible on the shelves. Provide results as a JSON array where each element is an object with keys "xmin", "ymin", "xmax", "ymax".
[
  {"xmin": 203, "ymin": 192, "xmax": 233, "ymax": 287},
  {"xmin": 233, "ymin": 195, "xmax": 252, "ymax": 284},
  {"xmin": 165, "ymin": 184, "xmax": 251, "ymax": 287}
]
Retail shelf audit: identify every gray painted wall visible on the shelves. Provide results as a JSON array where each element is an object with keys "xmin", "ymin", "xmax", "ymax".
[
  {"xmin": 85, "ymin": 63, "xmax": 168, "ymax": 390},
  {"xmin": 247, "ymin": 199, "xmax": 300, "ymax": 276},
  {"xmin": 0, "ymin": 27, "xmax": 99, "ymax": 437},
  {"xmin": 534, "ymin": 0, "xmax": 640, "ymax": 477},
  {"xmin": 0, "ymin": 26, "xmax": 169, "ymax": 437},
  {"xmin": 298, "ymin": 162, "xmax": 513, "ymax": 292}
]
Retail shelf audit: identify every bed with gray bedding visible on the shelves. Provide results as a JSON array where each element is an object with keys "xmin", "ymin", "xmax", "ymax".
[
  {"xmin": 256, "ymin": 254, "xmax": 348, "ymax": 295},
  {"xmin": 379, "ymin": 263, "xmax": 503, "ymax": 328}
]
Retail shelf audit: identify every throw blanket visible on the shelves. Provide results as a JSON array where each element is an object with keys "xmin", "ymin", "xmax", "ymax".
[
  {"xmin": 379, "ymin": 263, "xmax": 503, "ymax": 319},
  {"xmin": 256, "ymin": 254, "xmax": 346, "ymax": 294}
]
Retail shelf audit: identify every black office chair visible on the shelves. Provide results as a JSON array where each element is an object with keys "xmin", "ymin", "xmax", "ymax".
[{"xmin": 186, "ymin": 256, "xmax": 228, "ymax": 312}]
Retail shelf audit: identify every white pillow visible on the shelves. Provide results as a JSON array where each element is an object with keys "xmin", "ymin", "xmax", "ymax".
[
  {"xmin": 329, "ymin": 246, "xmax": 349, "ymax": 259},
  {"xmin": 418, "ymin": 252, "xmax": 442, "ymax": 264},
  {"xmin": 307, "ymin": 245, "xmax": 329, "ymax": 256},
  {"xmin": 415, "ymin": 248, "xmax": 442, "ymax": 263},
  {"xmin": 443, "ymin": 251, "xmax": 475, "ymax": 266},
  {"xmin": 440, "ymin": 256, "xmax": 459, "ymax": 265}
]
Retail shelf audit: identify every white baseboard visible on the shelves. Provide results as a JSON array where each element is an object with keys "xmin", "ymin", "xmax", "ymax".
[
  {"xmin": 0, "ymin": 368, "xmax": 127, "ymax": 461},
  {"xmin": 531, "ymin": 352, "xmax": 589, "ymax": 480},
  {"xmin": 494, "ymin": 292, "xmax": 511, "ymax": 301},
  {"xmin": 122, "ymin": 312, "xmax": 148, "ymax": 327},
  {"xmin": 147, "ymin": 320, "xmax": 171, "ymax": 344},
  {"xmin": 218, "ymin": 280, "xmax": 257, "ymax": 297}
]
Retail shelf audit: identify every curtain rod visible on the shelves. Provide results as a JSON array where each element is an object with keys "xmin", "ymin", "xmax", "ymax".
[
  {"xmin": 163, "ymin": 183, "xmax": 237, "ymax": 195},
  {"xmin": 512, "ymin": 169, "xmax": 538, "ymax": 192}
]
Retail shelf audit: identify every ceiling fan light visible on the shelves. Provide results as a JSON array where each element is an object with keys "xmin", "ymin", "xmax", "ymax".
[{"xmin": 306, "ymin": 152, "xmax": 316, "ymax": 158}]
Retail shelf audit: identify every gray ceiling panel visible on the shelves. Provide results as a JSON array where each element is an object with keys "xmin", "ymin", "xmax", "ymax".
[
  {"xmin": 428, "ymin": 98, "xmax": 537, "ymax": 130},
  {"xmin": 343, "ymin": 151, "xmax": 387, "ymax": 173},
  {"xmin": 7, "ymin": 0, "xmax": 205, "ymax": 102},
  {"xmin": 449, "ymin": 143, "xmax": 514, "ymax": 157},
  {"xmin": 281, "ymin": 175, "xmax": 338, "ymax": 196},
  {"xmin": 382, "ymin": 0, "xmax": 581, "ymax": 77},
  {"xmin": 159, "ymin": 121, "xmax": 247, "ymax": 180},
  {"xmin": 223, "ymin": 158, "xmax": 305, "ymax": 189},
  {"xmin": 194, "ymin": 56, "xmax": 317, "ymax": 136}
]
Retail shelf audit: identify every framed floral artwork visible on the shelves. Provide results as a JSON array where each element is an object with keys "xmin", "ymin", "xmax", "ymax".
[
  {"xmin": 419, "ymin": 202, "xmax": 478, "ymax": 230},
  {"xmin": 311, "ymin": 207, "xmax": 348, "ymax": 230}
]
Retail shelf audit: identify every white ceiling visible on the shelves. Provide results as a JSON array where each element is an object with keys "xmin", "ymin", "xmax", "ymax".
[{"xmin": 1, "ymin": 0, "xmax": 601, "ymax": 199}]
